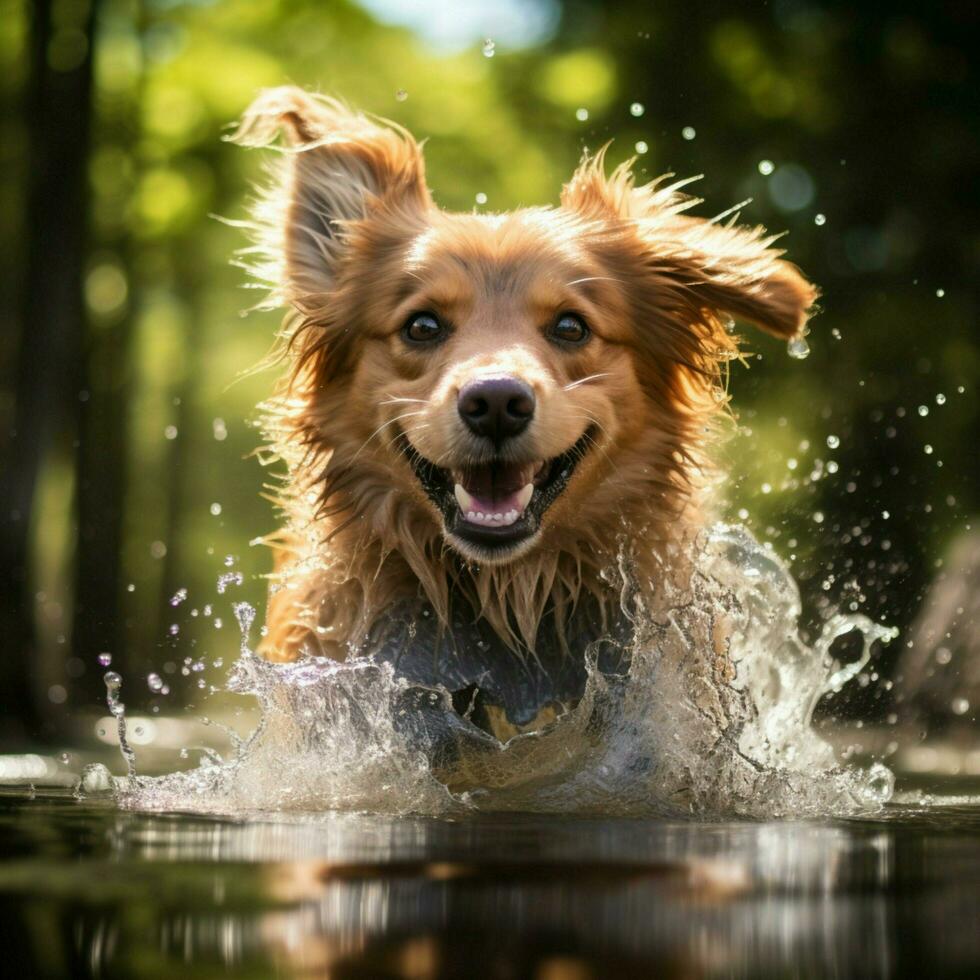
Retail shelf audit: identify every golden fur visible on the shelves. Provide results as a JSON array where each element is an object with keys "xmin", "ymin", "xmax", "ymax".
[{"xmin": 230, "ymin": 87, "xmax": 817, "ymax": 663}]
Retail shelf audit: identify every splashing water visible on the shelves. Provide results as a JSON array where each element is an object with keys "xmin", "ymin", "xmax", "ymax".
[
  {"xmin": 107, "ymin": 525, "xmax": 897, "ymax": 818},
  {"xmin": 103, "ymin": 671, "xmax": 137, "ymax": 780},
  {"xmin": 787, "ymin": 335, "xmax": 811, "ymax": 360},
  {"xmin": 216, "ymin": 571, "xmax": 243, "ymax": 594}
]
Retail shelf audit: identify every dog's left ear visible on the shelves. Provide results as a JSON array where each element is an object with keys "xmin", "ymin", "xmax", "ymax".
[
  {"xmin": 231, "ymin": 87, "xmax": 431, "ymax": 310},
  {"xmin": 562, "ymin": 154, "xmax": 818, "ymax": 339}
]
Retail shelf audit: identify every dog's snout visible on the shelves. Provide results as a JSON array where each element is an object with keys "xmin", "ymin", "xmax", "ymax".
[{"xmin": 457, "ymin": 376, "xmax": 535, "ymax": 444}]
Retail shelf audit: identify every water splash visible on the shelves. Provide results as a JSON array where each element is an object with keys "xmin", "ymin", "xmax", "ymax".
[
  {"xmin": 787, "ymin": 336, "xmax": 811, "ymax": 360},
  {"xmin": 104, "ymin": 671, "xmax": 137, "ymax": 780},
  {"xmin": 115, "ymin": 525, "xmax": 897, "ymax": 819},
  {"xmin": 217, "ymin": 571, "xmax": 244, "ymax": 594}
]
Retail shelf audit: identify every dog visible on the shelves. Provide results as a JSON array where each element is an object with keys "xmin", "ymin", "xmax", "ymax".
[{"xmin": 231, "ymin": 88, "xmax": 817, "ymax": 740}]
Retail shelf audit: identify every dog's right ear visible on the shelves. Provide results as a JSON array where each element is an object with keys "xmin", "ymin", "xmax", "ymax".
[{"xmin": 231, "ymin": 87, "xmax": 431, "ymax": 310}]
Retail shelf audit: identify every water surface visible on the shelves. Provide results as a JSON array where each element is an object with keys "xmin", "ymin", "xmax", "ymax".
[{"xmin": 2, "ymin": 791, "xmax": 978, "ymax": 977}]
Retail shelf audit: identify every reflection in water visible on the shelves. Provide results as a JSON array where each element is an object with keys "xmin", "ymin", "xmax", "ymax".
[{"xmin": 4, "ymin": 798, "xmax": 977, "ymax": 977}]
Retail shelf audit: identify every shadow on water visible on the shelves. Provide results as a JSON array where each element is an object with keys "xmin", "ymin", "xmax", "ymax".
[{"xmin": 1, "ymin": 792, "xmax": 978, "ymax": 978}]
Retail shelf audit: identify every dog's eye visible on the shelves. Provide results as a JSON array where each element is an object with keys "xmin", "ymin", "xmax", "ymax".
[
  {"xmin": 548, "ymin": 313, "xmax": 590, "ymax": 346},
  {"xmin": 403, "ymin": 312, "xmax": 446, "ymax": 345}
]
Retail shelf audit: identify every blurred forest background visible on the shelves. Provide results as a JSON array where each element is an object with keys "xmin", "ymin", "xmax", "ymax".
[{"xmin": 0, "ymin": 0, "xmax": 977, "ymax": 745}]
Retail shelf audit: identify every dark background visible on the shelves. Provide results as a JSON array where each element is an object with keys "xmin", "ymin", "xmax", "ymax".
[{"xmin": 1, "ymin": 0, "xmax": 977, "ymax": 744}]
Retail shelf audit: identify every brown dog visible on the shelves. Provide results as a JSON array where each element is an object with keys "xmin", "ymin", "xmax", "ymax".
[{"xmin": 231, "ymin": 88, "xmax": 816, "ymax": 735}]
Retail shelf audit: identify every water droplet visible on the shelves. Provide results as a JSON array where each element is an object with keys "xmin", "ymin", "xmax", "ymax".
[
  {"xmin": 79, "ymin": 762, "xmax": 112, "ymax": 794},
  {"xmin": 629, "ymin": 101, "xmax": 644, "ymax": 117},
  {"xmin": 475, "ymin": 192, "xmax": 487, "ymax": 205},
  {"xmin": 164, "ymin": 425, "xmax": 178, "ymax": 440},
  {"xmin": 210, "ymin": 502, "xmax": 222, "ymax": 516},
  {"xmin": 395, "ymin": 89, "xmax": 407, "ymax": 102},
  {"xmin": 935, "ymin": 288, "xmax": 945, "ymax": 298},
  {"xmin": 935, "ymin": 393, "xmax": 946, "ymax": 405},
  {"xmin": 217, "ymin": 571, "xmax": 243, "ymax": 594},
  {"xmin": 97, "ymin": 652, "xmax": 112, "ymax": 667},
  {"xmin": 212, "ymin": 417, "xmax": 227, "ymax": 440},
  {"xmin": 59, "ymin": 752, "xmax": 70, "ymax": 765},
  {"xmin": 681, "ymin": 126, "xmax": 696, "ymax": 140},
  {"xmin": 147, "ymin": 673, "xmax": 164, "ymax": 693},
  {"xmin": 831, "ymin": 327, "xmax": 842, "ymax": 340},
  {"xmin": 634, "ymin": 140, "xmax": 648, "ymax": 154},
  {"xmin": 482, "ymin": 38, "xmax": 495, "ymax": 58},
  {"xmin": 952, "ymin": 697, "xmax": 970, "ymax": 716},
  {"xmin": 924, "ymin": 444, "xmax": 933, "ymax": 454},
  {"xmin": 575, "ymin": 107, "xmax": 589, "ymax": 122},
  {"xmin": 814, "ymin": 213, "xmax": 826, "ymax": 226},
  {"xmin": 758, "ymin": 159, "xmax": 774, "ymax": 176},
  {"xmin": 787, "ymin": 336, "xmax": 810, "ymax": 359},
  {"xmin": 813, "ymin": 511, "xmax": 825, "ymax": 524},
  {"xmin": 918, "ymin": 405, "xmax": 929, "ymax": 417},
  {"xmin": 170, "ymin": 587, "xmax": 187, "ymax": 606},
  {"xmin": 826, "ymin": 435, "xmax": 840, "ymax": 449}
]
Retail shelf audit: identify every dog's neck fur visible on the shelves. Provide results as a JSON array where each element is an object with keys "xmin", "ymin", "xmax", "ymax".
[{"xmin": 263, "ymin": 459, "xmax": 698, "ymax": 668}]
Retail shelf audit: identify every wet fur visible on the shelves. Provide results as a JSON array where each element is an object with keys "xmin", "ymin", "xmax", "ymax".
[{"xmin": 230, "ymin": 88, "xmax": 817, "ymax": 663}]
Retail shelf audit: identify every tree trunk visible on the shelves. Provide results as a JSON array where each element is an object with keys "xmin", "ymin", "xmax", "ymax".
[{"xmin": 0, "ymin": 0, "xmax": 97, "ymax": 741}]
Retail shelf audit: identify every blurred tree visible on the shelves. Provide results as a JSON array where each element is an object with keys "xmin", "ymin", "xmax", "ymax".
[
  {"xmin": 72, "ymin": 0, "xmax": 146, "ymax": 710},
  {"xmin": 0, "ymin": 0, "xmax": 97, "ymax": 739}
]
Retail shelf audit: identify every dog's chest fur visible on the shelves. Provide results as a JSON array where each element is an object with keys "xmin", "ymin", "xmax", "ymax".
[{"xmin": 364, "ymin": 587, "xmax": 633, "ymax": 739}]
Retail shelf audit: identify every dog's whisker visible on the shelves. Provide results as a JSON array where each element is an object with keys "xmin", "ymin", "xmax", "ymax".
[
  {"xmin": 349, "ymin": 411, "xmax": 424, "ymax": 463},
  {"xmin": 564, "ymin": 276, "xmax": 624, "ymax": 287},
  {"xmin": 563, "ymin": 373, "xmax": 612, "ymax": 392},
  {"xmin": 569, "ymin": 412, "xmax": 610, "ymax": 435}
]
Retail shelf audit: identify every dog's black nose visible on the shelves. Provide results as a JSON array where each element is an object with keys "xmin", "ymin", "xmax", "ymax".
[{"xmin": 457, "ymin": 376, "xmax": 535, "ymax": 443}]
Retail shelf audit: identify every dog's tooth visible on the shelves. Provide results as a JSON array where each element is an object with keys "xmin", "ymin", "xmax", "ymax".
[
  {"xmin": 516, "ymin": 483, "xmax": 534, "ymax": 513},
  {"xmin": 467, "ymin": 511, "xmax": 476, "ymax": 521},
  {"xmin": 454, "ymin": 483, "xmax": 475, "ymax": 514},
  {"xmin": 493, "ymin": 513, "xmax": 503, "ymax": 521}
]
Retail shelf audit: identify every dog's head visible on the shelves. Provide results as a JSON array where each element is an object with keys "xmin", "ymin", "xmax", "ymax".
[{"xmin": 235, "ymin": 88, "xmax": 816, "ymax": 567}]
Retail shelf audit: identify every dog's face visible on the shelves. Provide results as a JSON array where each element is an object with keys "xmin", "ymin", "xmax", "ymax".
[
  {"xmin": 236, "ymin": 90, "xmax": 816, "ymax": 565},
  {"xmin": 345, "ymin": 210, "xmax": 645, "ymax": 563}
]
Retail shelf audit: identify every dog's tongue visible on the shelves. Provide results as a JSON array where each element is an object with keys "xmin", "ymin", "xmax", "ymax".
[{"xmin": 453, "ymin": 462, "xmax": 540, "ymax": 527}]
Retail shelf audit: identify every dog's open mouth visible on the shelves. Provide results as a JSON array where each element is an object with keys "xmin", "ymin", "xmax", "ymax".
[{"xmin": 400, "ymin": 427, "xmax": 597, "ymax": 554}]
